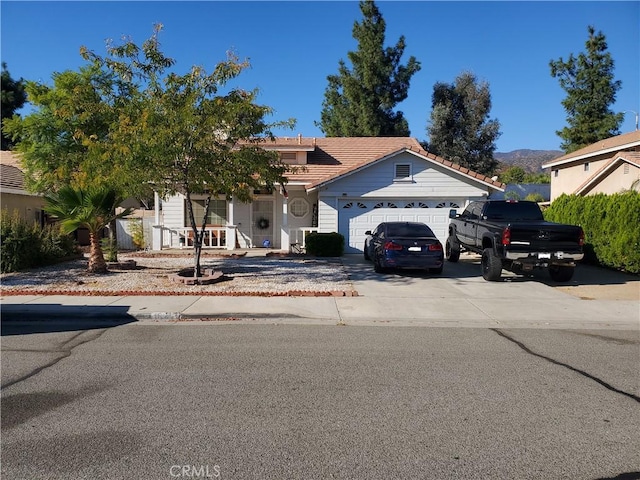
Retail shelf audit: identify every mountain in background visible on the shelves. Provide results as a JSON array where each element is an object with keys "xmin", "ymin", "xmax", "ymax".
[{"xmin": 495, "ymin": 149, "xmax": 563, "ymax": 172}]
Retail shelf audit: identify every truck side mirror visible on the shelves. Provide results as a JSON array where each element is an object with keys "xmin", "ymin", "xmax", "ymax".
[{"xmin": 448, "ymin": 209, "xmax": 458, "ymax": 219}]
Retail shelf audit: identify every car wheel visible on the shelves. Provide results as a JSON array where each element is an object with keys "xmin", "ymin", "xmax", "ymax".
[
  {"xmin": 481, "ymin": 248, "xmax": 502, "ymax": 281},
  {"xmin": 445, "ymin": 236, "xmax": 460, "ymax": 262},
  {"xmin": 363, "ymin": 241, "xmax": 370, "ymax": 261},
  {"xmin": 373, "ymin": 254, "xmax": 387, "ymax": 274},
  {"xmin": 548, "ymin": 265, "xmax": 575, "ymax": 282}
]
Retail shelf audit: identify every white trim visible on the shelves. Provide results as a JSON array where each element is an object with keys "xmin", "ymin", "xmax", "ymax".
[
  {"xmin": 542, "ymin": 140, "xmax": 640, "ymax": 168},
  {"xmin": 307, "ymin": 149, "xmax": 505, "ymax": 193},
  {"xmin": 575, "ymin": 155, "xmax": 640, "ymax": 195}
]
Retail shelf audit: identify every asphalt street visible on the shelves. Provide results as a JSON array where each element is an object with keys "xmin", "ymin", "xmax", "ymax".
[{"xmin": 2, "ymin": 324, "xmax": 639, "ymax": 480}]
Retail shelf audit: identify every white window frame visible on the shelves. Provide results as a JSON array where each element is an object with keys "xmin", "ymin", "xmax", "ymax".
[{"xmin": 289, "ymin": 197, "xmax": 310, "ymax": 218}]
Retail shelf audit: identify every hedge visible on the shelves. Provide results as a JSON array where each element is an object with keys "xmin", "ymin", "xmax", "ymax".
[
  {"xmin": 304, "ymin": 232, "xmax": 345, "ymax": 257},
  {"xmin": 543, "ymin": 192, "xmax": 640, "ymax": 274},
  {"xmin": 0, "ymin": 209, "xmax": 78, "ymax": 273}
]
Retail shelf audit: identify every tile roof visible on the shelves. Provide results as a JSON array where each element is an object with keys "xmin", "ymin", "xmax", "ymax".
[
  {"xmin": 278, "ymin": 137, "xmax": 505, "ymax": 190},
  {"xmin": 0, "ymin": 151, "xmax": 27, "ymax": 191},
  {"xmin": 574, "ymin": 151, "xmax": 640, "ymax": 195},
  {"xmin": 542, "ymin": 130, "xmax": 640, "ymax": 168}
]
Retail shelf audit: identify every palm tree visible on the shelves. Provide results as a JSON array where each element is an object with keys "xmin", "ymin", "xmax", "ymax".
[{"xmin": 44, "ymin": 186, "xmax": 133, "ymax": 273}]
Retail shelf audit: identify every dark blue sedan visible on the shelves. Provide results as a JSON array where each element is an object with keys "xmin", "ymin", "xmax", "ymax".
[{"xmin": 364, "ymin": 222, "xmax": 444, "ymax": 274}]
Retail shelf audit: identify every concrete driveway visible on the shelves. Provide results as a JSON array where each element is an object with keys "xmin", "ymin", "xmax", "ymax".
[
  {"xmin": 335, "ymin": 253, "xmax": 639, "ymax": 329},
  {"xmin": 1, "ymin": 253, "xmax": 637, "ymax": 330}
]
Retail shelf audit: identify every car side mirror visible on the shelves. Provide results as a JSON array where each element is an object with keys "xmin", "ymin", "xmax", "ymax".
[
  {"xmin": 448, "ymin": 209, "xmax": 458, "ymax": 219},
  {"xmin": 365, "ymin": 230, "xmax": 372, "ymax": 235}
]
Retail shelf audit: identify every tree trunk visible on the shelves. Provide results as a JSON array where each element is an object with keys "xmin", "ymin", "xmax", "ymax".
[{"xmin": 88, "ymin": 231, "xmax": 108, "ymax": 273}]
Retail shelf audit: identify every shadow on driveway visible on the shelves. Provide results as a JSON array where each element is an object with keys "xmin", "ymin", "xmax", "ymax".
[{"xmin": 342, "ymin": 253, "xmax": 639, "ymax": 289}]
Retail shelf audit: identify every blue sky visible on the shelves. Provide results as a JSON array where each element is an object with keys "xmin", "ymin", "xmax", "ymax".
[{"xmin": 1, "ymin": 1, "xmax": 638, "ymax": 152}]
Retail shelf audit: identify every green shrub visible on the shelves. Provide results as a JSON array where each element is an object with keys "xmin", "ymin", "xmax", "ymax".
[
  {"xmin": 0, "ymin": 209, "xmax": 78, "ymax": 273},
  {"xmin": 305, "ymin": 232, "xmax": 345, "ymax": 257},
  {"xmin": 544, "ymin": 192, "xmax": 640, "ymax": 273}
]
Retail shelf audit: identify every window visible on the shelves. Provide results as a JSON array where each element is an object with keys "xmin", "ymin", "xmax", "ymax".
[
  {"xmin": 280, "ymin": 152, "xmax": 297, "ymax": 163},
  {"xmin": 289, "ymin": 198, "xmax": 309, "ymax": 218},
  {"xmin": 554, "ymin": 170, "xmax": 559, "ymax": 178},
  {"xmin": 185, "ymin": 199, "xmax": 226, "ymax": 226},
  {"xmin": 436, "ymin": 201, "xmax": 460, "ymax": 208},
  {"xmin": 584, "ymin": 163, "xmax": 590, "ymax": 172},
  {"xmin": 394, "ymin": 163, "xmax": 412, "ymax": 180},
  {"xmin": 343, "ymin": 202, "xmax": 366, "ymax": 209},
  {"xmin": 623, "ymin": 163, "xmax": 630, "ymax": 174}
]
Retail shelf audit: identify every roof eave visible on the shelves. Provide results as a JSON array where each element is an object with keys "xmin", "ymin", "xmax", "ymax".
[{"xmin": 542, "ymin": 140, "xmax": 640, "ymax": 169}]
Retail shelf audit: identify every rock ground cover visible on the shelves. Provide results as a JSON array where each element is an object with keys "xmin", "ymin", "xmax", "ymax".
[{"xmin": 0, "ymin": 254, "xmax": 356, "ymax": 296}]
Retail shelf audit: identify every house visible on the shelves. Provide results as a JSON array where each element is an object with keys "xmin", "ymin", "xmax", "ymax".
[
  {"xmin": 151, "ymin": 137, "xmax": 505, "ymax": 253},
  {"xmin": 542, "ymin": 130, "xmax": 640, "ymax": 201},
  {"xmin": 0, "ymin": 150, "xmax": 45, "ymax": 225}
]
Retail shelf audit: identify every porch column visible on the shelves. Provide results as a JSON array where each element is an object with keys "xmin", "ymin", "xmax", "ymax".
[
  {"xmin": 226, "ymin": 197, "xmax": 236, "ymax": 250},
  {"xmin": 152, "ymin": 191, "xmax": 163, "ymax": 250},
  {"xmin": 281, "ymin": 196, "xmax": 290, "ymax": 251}
]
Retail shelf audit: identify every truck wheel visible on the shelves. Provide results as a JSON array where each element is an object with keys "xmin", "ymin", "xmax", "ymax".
[
  {"xmin": 481, "ymin": 248, "xmax": 503, "ymax": 281},
  {"xmin": 445, "ymin": 236, "xmax": 460, "ymax": 263},
  {"xmin": 549, "ymin": 265, "xmax": 575, "ymax": 282}
]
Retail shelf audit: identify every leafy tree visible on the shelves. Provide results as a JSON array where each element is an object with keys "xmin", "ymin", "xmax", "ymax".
[
  {"xmin": 82, "ymin": 25, "xmax": 294, "ymax": 278},
  {"xmin": 550, "ymin": 26, "xmax": 623, "ymax": 153},
  {"xmin": 499, "ymin": 166, "xmax": 526, "ymax": 184},
  {"xmin": 1, "ymin": 62, "xmax": 27, "ymax": 150},
  {"xmin": 317, "ymin": 0, "xmax": 421, "ymax": 137},
  {"xmin": 426, "ymin": 71, "xmax": 501, "ymax": 176},
  {"xmin": 44, "ymin": 186, "xmax": 132, "ymax": 273},
  {"xmin": 3, "ymin": 64, "xmax": 149, "ymax": 199},
  {"xmin": 498, "ymin": 166, "xmax": 550, "ymax": 184}
]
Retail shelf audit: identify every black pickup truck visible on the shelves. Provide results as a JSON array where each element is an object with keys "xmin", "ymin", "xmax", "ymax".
[{"xmin": 446, "ymin": 200, "xmax": 584, "ymax": 282}]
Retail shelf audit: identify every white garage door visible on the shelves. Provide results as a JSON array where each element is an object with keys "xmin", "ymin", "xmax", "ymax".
[{"xmin": 338, "ymin": 199, "xmax": 462, "ymax": 253}]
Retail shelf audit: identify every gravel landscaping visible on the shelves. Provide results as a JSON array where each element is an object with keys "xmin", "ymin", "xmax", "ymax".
[{"xmin": 0, "ymin": 253, "xmax": 356, "ymax": 296}]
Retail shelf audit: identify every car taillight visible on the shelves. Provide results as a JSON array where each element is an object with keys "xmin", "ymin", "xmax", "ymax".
[
  {"xmin": 501, "ymin": 227, "xmax": 511, "ymax": 246},
  {"xmin": 429, "ymin": 242, "xmax": 443, "ymax": 251},
  {"xmin": 579, "ymin": 228, "xmax": 585, "ymax": 246},
  {"xmin": 384, "ymin": 241, "xmax": 403, "ymax": 251}
]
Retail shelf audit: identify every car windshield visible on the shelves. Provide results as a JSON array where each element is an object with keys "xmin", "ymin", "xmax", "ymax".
[{"xmin": 386, "ymin": 223, "xmax": 435, "ymax": 237}]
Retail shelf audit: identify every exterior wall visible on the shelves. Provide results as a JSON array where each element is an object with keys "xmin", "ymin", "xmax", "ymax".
[
  {"xmin": 161, "ymin": 194, "xmax": 185, "ymax": 228},
  {"xmin": 549, "ymin": 153, "xmax": 616, "ymax": 200},
  {"xmin": 317, "ymin": 197, "xmax": 338, "ymax": 232},
  {"xmin": 586, "ymin": 163, "xmax": 640, "ymax": 195},
  {"xmin": 314, "ymin": 153, "xmax": 493, "ymax": 235},
  {"xmin": 0, "ymin": 192, "xmax": 45, "ymax": 223},
  {"xmin": 318, "ymin": 152, "xmax": 491, "ymax": 199}
]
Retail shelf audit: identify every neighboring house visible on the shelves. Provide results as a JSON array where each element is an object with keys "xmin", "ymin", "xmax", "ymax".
[
  {"xmin": 152, "ymin": 137, "xmax": 505, "ymax": 253},
  {"xmin": 542, "ymin": 130, "xmax": 640, "ymax": 201},
  {"xmin": 0, "ymin": 150, "xmax": 45, "ymax": 225}
]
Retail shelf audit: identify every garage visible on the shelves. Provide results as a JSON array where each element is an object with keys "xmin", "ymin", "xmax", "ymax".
[{"xmin": 338, "ymin": 199, "xmax": 463, "ymax": 253}]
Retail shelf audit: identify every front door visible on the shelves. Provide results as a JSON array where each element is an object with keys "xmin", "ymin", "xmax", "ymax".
[{"xmin": 252, "ymin": 199, "xmax": 274, "ymax": 248}]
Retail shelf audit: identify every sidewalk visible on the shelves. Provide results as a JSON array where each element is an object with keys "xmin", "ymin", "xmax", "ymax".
[{"xmin": 1, "ymin": 255, "xmax": 638, "ymax": 330}]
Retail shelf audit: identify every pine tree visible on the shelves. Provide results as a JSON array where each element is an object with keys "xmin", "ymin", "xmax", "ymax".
[
  {"xmin": 550, "ymin": 26, "xmax": 623, "ymax": 153},
  {"xmin": 317, "ymin": 0, "xmax": 421, "ymax": 137},
  {"xmin": 426, "ymin": 71, "xmax": 501, "ymax": 176}
]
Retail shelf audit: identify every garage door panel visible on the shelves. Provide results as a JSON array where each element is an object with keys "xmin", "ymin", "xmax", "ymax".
[{"xmin": 339, "ymin": 199, "xmax": 460, "ymax": 253}]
